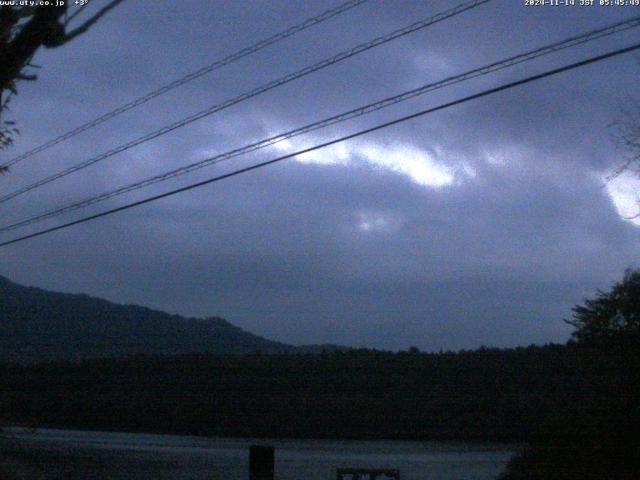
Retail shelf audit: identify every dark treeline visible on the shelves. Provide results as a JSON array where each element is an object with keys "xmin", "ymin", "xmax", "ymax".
[
  {"xmin": 499, "ymin": 270, "xmax": 640, "ymax": 479},
  {"xmin": 499, "ymin": 339, "xmax": 640, "ymax": 479},
  {"xmin": 2, "ymin": 269, "xmax": 639, "ymax": 479},
  {"xmin": 0, "ymin": 344, "xmax": 590, "ymax": 442}
]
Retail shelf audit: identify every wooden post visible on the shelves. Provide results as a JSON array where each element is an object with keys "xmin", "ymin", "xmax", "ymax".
[
  {"xmin": 249, "ymin": 445, "xmax": 274, "ymax": 480},
  {"xmin": 62, "ymin": 462, "xmax": 72, "ymax": 480}
]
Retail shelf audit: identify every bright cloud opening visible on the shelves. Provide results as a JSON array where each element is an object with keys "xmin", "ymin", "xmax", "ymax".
[
  {"xmin": 356, "ymin": 211, "xmax": 402, "ymax": 233},
  {"xmin": 358, "ymin": 212, "xmax": 387, "ymax": 232},
  {"xmin": 605, "ymin": 171, "xmax": 640, "ymax": 226},
  {"xmin": 357, "ymin": 144, "xmax": 454, "ymax": 188},
  {"xmin": 272, "ymin": 136, "xmax": 463, "ymax": 188}
]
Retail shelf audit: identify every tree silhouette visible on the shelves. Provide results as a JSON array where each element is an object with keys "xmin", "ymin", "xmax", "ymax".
[
  {"xmin": 565, "ymin": 268, "xmax": 640, "ymax": 345},
  {"xmin": 609, "ymin": 102, "xmax": 640, "ymax": 219},
  {"xmin": 501, "ymin": 268, "xmax": 640, "ymax": 480},
  {"xmin": 0, "ymin": 1, "xmax": 125, "ymax": 165}
]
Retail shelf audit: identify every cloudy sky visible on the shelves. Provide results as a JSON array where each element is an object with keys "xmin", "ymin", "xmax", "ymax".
[{"xmin": 1, "ymin": 0, "xmax": 639, "ymax": 351}]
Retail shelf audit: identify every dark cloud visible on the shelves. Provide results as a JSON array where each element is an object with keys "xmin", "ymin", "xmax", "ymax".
[{"xmin": 1, "ymin": 0, "xmax": 639, "ymax": 350}]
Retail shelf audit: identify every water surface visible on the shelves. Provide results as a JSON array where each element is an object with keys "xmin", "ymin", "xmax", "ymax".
[{"xmin": 2, "ymin": 428, "xmax": 517, "ymax": 480}]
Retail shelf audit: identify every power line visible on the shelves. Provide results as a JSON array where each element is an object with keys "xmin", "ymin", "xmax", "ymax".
[
  {"xmin": 1, "ymin": 41, "xmax": 638, "ymax": 248},
  {"xmin": 0, "ymin": 0, "xmax": 371, "ymax": 170},
  {"xmin": 0, "ymin": 0, "xmax": 493, "ymax": 205},
  {"xmin": 2, "ymin": 15, "xmax": 638, "ymax": 233}
]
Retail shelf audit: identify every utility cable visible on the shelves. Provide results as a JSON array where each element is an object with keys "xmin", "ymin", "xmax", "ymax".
[
  {"xmin": 0, "ymin": 0, "xmax": 371, "ymax": 169},
  {"xmin": 1, "ymin": 15, "xmax": 638, "ymax": 233},
  {"xmin": 1, "ymin": 41, "xmax": 638, "ymax": 248},
  {"xmin": 0, "ymin": 0, "xmax": 492, "ymax": 204}
]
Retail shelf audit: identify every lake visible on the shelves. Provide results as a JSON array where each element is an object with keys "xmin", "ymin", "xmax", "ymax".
[{"xmin": 1, "ymin": 428, "xmax": 517, "ymax": 479}]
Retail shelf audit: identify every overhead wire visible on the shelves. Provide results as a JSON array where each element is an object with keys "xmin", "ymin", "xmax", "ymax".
[
  {"xmin": 2, "ymin": 15, "xmax": 639, "ymax": 233},
  {"xmin": 0, "ymin": 0, "xmax": 371, "ymax": 170},
  {"xmin": 0, "ymin": 0, "xmax": 493, "ymax": 204},
  {"xmin": 1, "ymin": 41, "xmax": 638, "ymax": 248}
]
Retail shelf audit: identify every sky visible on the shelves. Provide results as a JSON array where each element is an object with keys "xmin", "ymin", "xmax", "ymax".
[{"xmin": 1, "ymin": 0, "xmax": 639, "ymax": 351}]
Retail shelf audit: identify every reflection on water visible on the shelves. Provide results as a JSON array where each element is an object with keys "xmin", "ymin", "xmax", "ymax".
[{"xmin": 2, "ymin": 428, "xmax": 517, "ymax": 480}]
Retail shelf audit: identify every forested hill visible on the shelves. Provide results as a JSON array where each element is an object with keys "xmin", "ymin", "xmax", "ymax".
[
  {"xmin": 0, "ymin": 275, "xmax": 338, "ymax": 363},
  {"xmin": 1, "ymin": 345, "xmax": 577, "ymax": 442}
]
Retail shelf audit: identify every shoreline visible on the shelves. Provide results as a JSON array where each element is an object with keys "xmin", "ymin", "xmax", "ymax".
[{"xmin": 3, "ymin": 425, "xmax": 524, "ymax": 449}]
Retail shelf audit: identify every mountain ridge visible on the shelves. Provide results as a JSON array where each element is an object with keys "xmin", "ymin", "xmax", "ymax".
[{"xmin": 0, "ymin": 275, "xmax": 344, "ymax": 363}]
